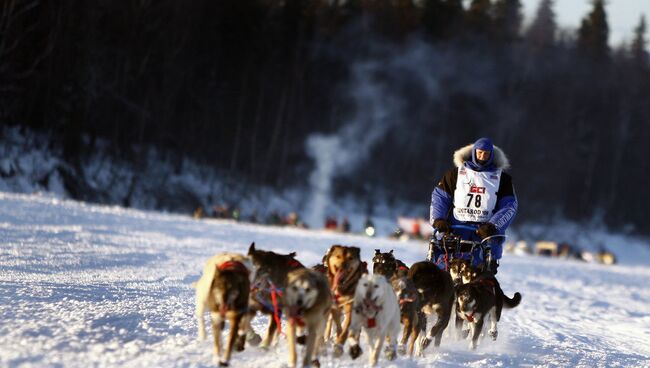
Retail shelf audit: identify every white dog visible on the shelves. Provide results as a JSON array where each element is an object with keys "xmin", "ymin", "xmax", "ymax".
[{"xmin": 348, "ymin": 274, "xmax": 401, "ymax": 366}]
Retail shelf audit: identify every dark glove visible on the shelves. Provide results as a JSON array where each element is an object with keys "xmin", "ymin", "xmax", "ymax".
[
  {"xmin": 433, "ymin": 218, "xmax": 451, "ymax": 233},
  {"xmin": 476, "ymin": 222, "xmax": 497, "ymax": 240}
]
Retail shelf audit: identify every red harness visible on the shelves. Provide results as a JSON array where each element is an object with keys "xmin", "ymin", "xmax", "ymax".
[
  {"xmin": 287, "ymin": 258, "xmax": 303, "ymax": 269},
  {"xmin": 477, "ymin": 279, "xmax": 496, "ymax": 295},
  {"xmin": 217, "ymin": 260, "xmax": 250, "ymax": 275}
]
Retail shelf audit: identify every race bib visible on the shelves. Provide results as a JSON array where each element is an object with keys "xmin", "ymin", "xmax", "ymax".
[{"xmin": 452, "ymin": 167, "xmax": 501, "ymax": 222}]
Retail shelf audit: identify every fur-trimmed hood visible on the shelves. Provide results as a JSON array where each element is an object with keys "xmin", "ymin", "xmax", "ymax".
[{"xmin": 453, "ymin": 144, "xmax": 510, "ymax": 170}]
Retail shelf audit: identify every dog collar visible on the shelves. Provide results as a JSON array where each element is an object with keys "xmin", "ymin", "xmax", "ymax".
[
  {"xmin": 290, "ymin": 316, "xmax": 305, "ymax": 327},
  {"xmin": 367, "ymin": 318, "xmax": 376, "ymax": 328}
]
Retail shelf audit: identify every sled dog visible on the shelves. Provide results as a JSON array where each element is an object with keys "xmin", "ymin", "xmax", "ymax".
[
  {"xmin": 194, "ymin": 252, "xmax": 254, "ymax": 366},
  {"xmin": 348, "ymin": 274, "xmax": 401, "ymax": 366},
  {"xmin": 323, "ymin": 244, "xmax": 366, "ymax": 356},
  {"xmin": 391, "ymin": 275, "xmax": 426, "ymax": 356},
  {"xmin": 448, "ymin": 258, "xmax": 472, "ymax": 286},
  {"xmin": 455, "ymin": 272, "xmax": 522, "ymax": 350},
  {"xmin": 372, "ymin": 249, "xmax": 424, "ymax": 356},
  {"xmin": 408, "ymin": 261, "xmax": 455, "ymax": 354},
  {"xmin": 247, "ymin": 242, "xmax": 304, "ymax": 347},
  {"xmin": 283, "ymin": 268, "xmax": 332, "ymax": 368},
  {"xmin": 371, "ymin": 249, "xmax": 409, "ymax": 279}
]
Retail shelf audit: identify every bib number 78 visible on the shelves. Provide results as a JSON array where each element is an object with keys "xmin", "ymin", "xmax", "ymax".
[{"xmin": 466, "ymin": 193, "xmax": 482, "ymax": 208}]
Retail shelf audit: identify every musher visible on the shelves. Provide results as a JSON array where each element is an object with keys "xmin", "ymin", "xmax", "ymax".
[{"xmin": 429, "ymin": 137, "xmax": 518, "ymax": 273}]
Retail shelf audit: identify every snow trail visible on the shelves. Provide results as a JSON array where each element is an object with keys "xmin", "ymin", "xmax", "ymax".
[{"xmin": 1, "ymin": 192, "xmax": 649, "ymax": 367}]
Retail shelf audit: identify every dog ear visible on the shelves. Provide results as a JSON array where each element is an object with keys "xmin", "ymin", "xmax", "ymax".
[
  {"xmin": 351, "ymin": 247, "xmax": 361, "ymax": 257},
  {"xmin": 288, "ymin": 252, "xmax": 297, "ymax": 258},
  {"xmin": 248, "ymin": 242, "xmax": 255, "ymax": 255},
  {"xmin": 322, "ymin": 246, "xmax": 334, "ymax": 264},
  {"xmin": 389, "ymin": 249, "xmax": 394, "ymax": 254},
  {"xmin": 375, "ymin": 249, "xmax": 380, "ymax": 254}
]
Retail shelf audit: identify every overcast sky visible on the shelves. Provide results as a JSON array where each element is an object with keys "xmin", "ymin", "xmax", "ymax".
[{"xmin": 520, "ymin": 0, "xmax": 650, "ymax": 47}]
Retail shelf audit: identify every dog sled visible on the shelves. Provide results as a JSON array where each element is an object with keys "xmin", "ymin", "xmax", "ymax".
[{"xmin": 427, "ymin": 224, "xmax": 505, "ymax": 273}]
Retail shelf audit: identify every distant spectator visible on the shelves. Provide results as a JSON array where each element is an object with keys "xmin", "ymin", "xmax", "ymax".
[
  {"xmin": 231, "ymin": 207, "xmax": 241, "ymax": 221},
  {"xmin": 193, "ymin": 207, "xmax": 204, "ymax": 219},
  {"xmin": 212, "ymin": 204, "xmax": 231, "ymax": 219},
  {"xmin": 324, "ymin": 216, "xmax": 338, "ymax": 230},
  {"xmin": 248, "ymin": 210, "xmax": 258, "ymax": 224},
  {"xmin": 267, "ymin": 211, "xmax": 283, "ymax": 226},
  {"xmin": 285, "ymin": 212, "xmax": 299, "ymax": 226},
  {"xmin": 339, "ymin": 218, "xmax": 351, "ymax": 233}
]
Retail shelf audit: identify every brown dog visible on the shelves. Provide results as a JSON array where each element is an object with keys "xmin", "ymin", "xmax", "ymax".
[
  {"xmin": 283, "ymin": 268, "xmax": 332, "ymax": 368},
  {"xmin": 195, "ymin": 252, "xmax": 254, "ymax": 367},
  {"xmin": 247, "ymin": 242, "xmax": 304, "ymax": 348},
  {"xmin": 323, "ymin": 244, "xmax": 366, "ymax": 356}
]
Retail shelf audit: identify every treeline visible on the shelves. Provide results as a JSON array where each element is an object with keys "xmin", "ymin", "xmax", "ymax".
[{"xmin": 1, "ymin": 0, "xmax": 649, "ymax": 232}]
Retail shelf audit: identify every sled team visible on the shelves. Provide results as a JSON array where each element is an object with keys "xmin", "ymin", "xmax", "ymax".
[{"xmin": 194, "ymin": 138, "xmax": 522, "ymax": 367}]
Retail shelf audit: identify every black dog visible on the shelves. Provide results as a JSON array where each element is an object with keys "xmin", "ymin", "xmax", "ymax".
[
  {"xmin": 455, "ymin": 272, "xmax": 521, "ymax": 350},
  {"xmin": 408, "ymin": 261, "xmax": 455, "ymax": 354},
  {"xmin": 372, "ymin": 249, "xmax": 409, "ymax": 279}
]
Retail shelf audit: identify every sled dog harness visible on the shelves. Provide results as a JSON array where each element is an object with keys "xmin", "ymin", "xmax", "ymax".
[
  {"xmin": 453, "ymin": 167, "xmax": 502, "ymax": 222},
  {"xmin": 217, "ymin": 260, "xmax": 250, "ymax": 275}
]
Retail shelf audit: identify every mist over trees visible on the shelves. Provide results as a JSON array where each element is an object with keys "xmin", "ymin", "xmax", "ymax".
[{"xmin": 1, "ymin": 0, "xmax": 649, "ymax": 232}]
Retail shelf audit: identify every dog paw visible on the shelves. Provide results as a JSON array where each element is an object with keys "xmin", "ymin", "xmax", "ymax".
[
  {"xmin": 235, "ymin": 334, "xmax": 246, "ymax": 352},
  {"xmin": 489, "ymin": 330, "xmax": 498, "ymax": 341},
  {"xmin": 332, "ymin": 344, "xmax": 344, "ymax": 358},
  {"xmin": 296, "ymin": 335, "xmax": 306, "ymax": 345},
  {"xmin": 419, "ymin": 337, "xmax": 431, "ymax": 351},
  {"xmin": 349, "ymin": 344, "xmax": 362, "ymax": 359},
  {"xmin": 218, "ymin": 361, "xmax": 229, "ymax": 367},
  {"xmin": 385, "ymin": 347, "xmax": 397, "ymax": 361},
  {"xmin": 247, "ymin": 331, "xmax": 262, "ymax": 346},
  {"xmin": 469, "ymin": 341, "xmax": 477, "ymax": 350},
  {"xmin": 397, "ymin": 344, "xmax": 406, "ymax": 356},
  {"xmin": 310, "ymin": 359, "xmax": 321, "ymax": 368}
]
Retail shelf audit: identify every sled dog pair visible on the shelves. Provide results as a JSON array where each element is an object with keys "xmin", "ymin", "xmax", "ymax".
[
  {"xmin": 372, "ymin": 249, "xmax": 424, "ymax": 356},
  {"xmin": 194, "ymin": 253, "xmax": 255, "ymax": 366}
]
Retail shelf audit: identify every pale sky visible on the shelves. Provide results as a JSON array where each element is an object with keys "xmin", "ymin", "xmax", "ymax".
[{"xmin": 520, "ymin": 0, "xmax": 650, "ymax": 47}]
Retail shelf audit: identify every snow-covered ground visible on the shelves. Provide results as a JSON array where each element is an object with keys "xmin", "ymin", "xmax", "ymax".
[{"xmin": 1, "ymin": 191, "xmax": 649, "ymax": 367}]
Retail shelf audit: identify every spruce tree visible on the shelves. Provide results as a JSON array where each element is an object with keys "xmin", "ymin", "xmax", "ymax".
[
  {"xmin": 577, "ymin": 0, "xmax": 609, "ymax": 61},
  {"xmin": 630, "ymin": 15, "xmax": 648, "ymax": 67},
  {"xmin": 525, "ymin": 0, "xmax": 556, "ymax": 49},
  {"xmin": 465, "ymin": 0, "xmax": 492, "ymax": 36},
  {"xmin": 493, "ymin": 0, "xmax": 522, "ymax": 41}
]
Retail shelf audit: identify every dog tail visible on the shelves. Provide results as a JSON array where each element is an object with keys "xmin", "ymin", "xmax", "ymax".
[{"xmin": 503, "ymin": 292, "xmax": 522, "ymax": 308}]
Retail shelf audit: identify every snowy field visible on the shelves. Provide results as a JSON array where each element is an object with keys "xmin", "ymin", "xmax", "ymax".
[{"xmin": 1, "ymin": 192, "xmax": 650, "ymax": 367}]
